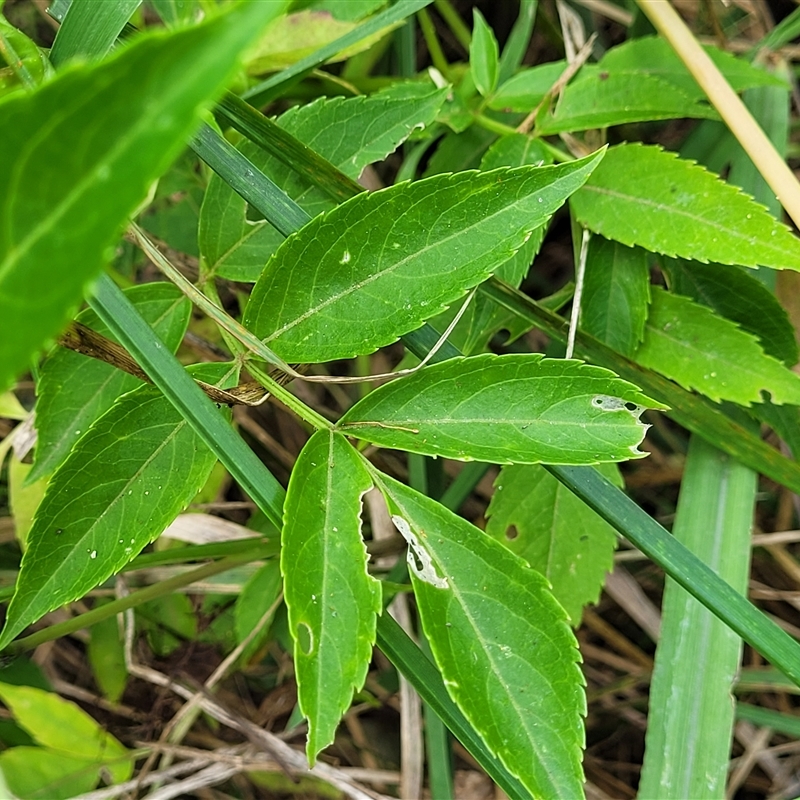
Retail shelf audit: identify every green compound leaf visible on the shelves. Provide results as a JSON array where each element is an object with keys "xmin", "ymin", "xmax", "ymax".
[
  {"xmin": 636, "ymin": 287, "xmax": 800, "ymax": 406},
  {"xmin": 244, "ymin": 152, "xmax": 604, "ymax": 363},
  {"xmin": 486, "ymin": 462, "xmax": 622, "ymax": 624},
  {"xmin": 30, "ymin": 283, "xmax": 190, "ymax": 482},
  {"xmin": 283, "ymin": 431, "xmax": 381, "ymax": 763},
  {"xmin": 470, "ymin": 9, "xmax": 499, "ymax": 97},
  {"xmin": 199, "ymin": 82, "xmax": 447, "ymax": 281},
  {"xmin": 338, "ymin": 354, "xmax": 660, "ymax": 465},
  {"xmin": 570, "ymin": 143, "xmax": 800, "ymax": 269},
  {"xmin": 581, "ymin": 238, "xmax": 651, "ymax": 358},
  {"xmin": 375, "ymin": 474, "xmax": 585, "ymax": 799},
  {"xmin": 0, "ymin": 364, "xmax": 233, "ymax": 650},
  {"xmin": 538, "ymin": 68, "xmax": 717, "ymax": 134},
  {"xmin": 0, "ymin": 1, "xmax": 283, "ymax": 394}
]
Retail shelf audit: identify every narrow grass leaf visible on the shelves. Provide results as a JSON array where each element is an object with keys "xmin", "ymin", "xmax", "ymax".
[
  {"xmin": 338, "ymin": 354, "xmax": 658, "ymax": 465},
  {"xmin": 283, "ymin": 431, "xmax": 381, "ymax": 763},
  {"xmin": 0, "ymin": 1, "xmax": 284, "ymax": 394},
  {"xmin": 49, "ymin": 0, "xmax": 141, "ymax": 66},
  {"xmin": 30, "ymin": 283, "xmax": 190, "ymax": 481},
  {"xmin": 200, "ymin": 82, "xmax": 446, "ymax": 280},
  {"xmin": 192, "ymin": 122, "xmax": 309, "ymax": 239},
  {"xmin": 637, "ymin": 287, "xmax": 800, "ymax": 406},
  {"xmin": 244, "ymin": 153, "xmax": 604, "ymax": 362},
  {"xmin": 639, "ymin": 435, "xmax": 755, "ymax": 798},
  {"xmin": 0, "ymin": 364, "xmax": 233, "ymax": 649},
  {"xmin": 581, "ymin": 238, "xmax": 650, "ymax": 357},
  {"xmin": 547, "ymin": 463, "xmax": 800, "ymax": 689},
  {"xmin": 570, "ymin": 143, "xmax": 800, "ymax": 269},
  {"xmin": 89, "ymin": 275, "xmax": 287, "ymax": 530},
  {"xmin": 736, "ymin": 703, "xmax": 800, "ymax": 737},
  {"xmin": 216, "ymin": 91, "xmax": 364, "ymax": 204},
  {"xmin": 376, "ymin": 474, "xmax": 585, "ymax": 799},
  {"xmin": 486, "ymin": 463, "xmax": 621, "ymax": 624}
]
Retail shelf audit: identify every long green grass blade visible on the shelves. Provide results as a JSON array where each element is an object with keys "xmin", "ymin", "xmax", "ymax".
[
  {"xmin": 638, "ymin": 435, "xmax": 755, "ymax": 798},
  {"xmin": 191, "ymin": 123, "xmax": 310, "ymax": 237},
  {"xmin": 216, "ymin": 92, "xmax": 364, "ymax": 204},
  {"xmin": 545, "ymin": 463, "xmax": 800, "ymax": 687},
  {"xmin": 49, "ymin": 0, "xmax": 141, "ymax": 66},
  {"xmin": 242, "ymin": 0, "xmax": 435, "ymax": 104},
  {"xmin": 88, "ymin": 274, "xmax": 286, "ymax": 528},
  {"xmin": 735, "ymin": 702, "xmax": 800, "ymax": 737},
  {"xmin": 7, "ymin": 554, "xmax": 258, "ymax": 653}
]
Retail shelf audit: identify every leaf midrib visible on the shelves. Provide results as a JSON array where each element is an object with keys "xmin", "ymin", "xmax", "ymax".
[
  {"xmin": 26, "ymin": 414, "xmax": 190, "ymax": 604},
  {"xmin": 581, "ymin": 183, "xmax": 792, "ymax": 261},
  {"xmin": 1, "ymin": 44, "xmax": 201, "ymax": 285},
  {"xmin": 391, "ymin": 491, "xmax": 573, "ymax": 795},
  {"xmin": 262, "ymin": 172, "xmax": 578, "ymax": 343}
]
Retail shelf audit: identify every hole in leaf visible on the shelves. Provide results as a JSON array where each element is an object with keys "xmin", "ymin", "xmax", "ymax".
[
  {"xmin": 491, "ymin": 328, "xmax": 512, "ymax": 347},
  {"xmin": 296, "ymin": 622, "xmax": 314, "ymax": 656},
  {"xmin": 408, "ymin": 546, "xmax": 424, "ymax": 573},
  {"xmin": 245, "ymin": 202, "xmax": 265, "ymax": 223},
  {"xmin": 505, "ymin": 525, "xmax": 519, "ymax": 541}
]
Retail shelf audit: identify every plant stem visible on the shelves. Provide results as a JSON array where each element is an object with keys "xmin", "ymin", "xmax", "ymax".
[
  {"xmin": 433, "ymin": 0, "xmax": 471, "ymax": 52},
  {"xmin": 7, "ymin": 555, "xmax": 253, "ymax": 653},
  {"xmin": 418, "ymin": 8, "xmax": 452, "ymax": 80}
]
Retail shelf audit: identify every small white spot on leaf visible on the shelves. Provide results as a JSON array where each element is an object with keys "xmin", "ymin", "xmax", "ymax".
[
  {"xmin": 340, "ymin": 250, "xmax": 351, "ymax": 264},
  {"xmin": 591, "ymin": 395, "xmax": 645, "ymax": 421}
]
